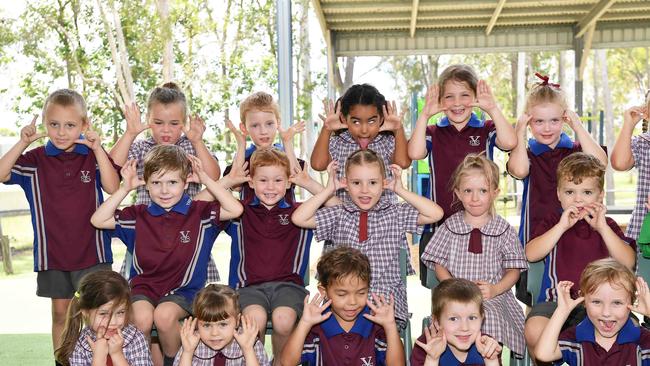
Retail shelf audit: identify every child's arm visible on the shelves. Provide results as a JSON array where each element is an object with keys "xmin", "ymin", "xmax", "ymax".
[
  {"xmin": 434, "ymin": 264, "xmax": 453, "ymax": 282},
  {"xmin": 583, "ymin": 202, "xmax": 636, "ymax": 269},
  {"xmin": 564, "ymin": 110, "xmax": 607, "ymax": 166},
  {"xmin": 379, "ymin": 101, "xmax": 411, "ymax": 168},
  {"xmin": 0, "ymin": 115, "xmax": 46, "ymax": 182},
  {"xmin": 473, "ymin": 80, "xmax": 517, "ymax": 151},
  {"xmin": 525, "ymin": 208, "xmax": 579, "ymax": 262},
  {"xmin": 109, "ymin": 103, "xmax": 149, "ymax": 166},
  {"xmin": 288, "ymin": 162, "xmax": 341, "ymax": 207},
  {"xmin": 364, "ymin": 294, "xmax": 405, "ymax": 366},
  {"xmin": 91, "ymin": 160, "xmax": 144, "ymax": 229},
  {"xmin": 475, "ymin": 269, "xmax": 519, "ymax": 300},
  {"xmin": 189, "ymin": 156, "xmax": 243, "ymax": 220},
  {"xmin": 629, "ymin": 277, "xmax": 650, "ymax": 317},
  {"xmin": 76, "ymin": 127, "xmax": 120, "ymax": 194},
  {"xmin": 233, "ymin": 315, "xmax": 261, "ymax": 366},
  {"xmin": 291, "ymin": 161, "xmax": 340, "ymax": 228},
  {"xmin": 387, "ymin": 165, "xmax": 444, "ymax": 225},
  {"xmin": 506, "ymin": 113, "xmax": 532, "ymax": 179},
  {"xmin": 177, "ymin": 317, "xmax": 200, "ymax": 366},
  {"xmin": 278, "ymin": 293, "xmax": 332, "ymax": 366},
  {"xmin": 413, "ymin": 324, "xmax": 447, "ymax": 366},
  {"xmin": 184, "ymin": 115, "xmax": 221, "ymax": 180},
  {"xmin": 408, "ymin": 85, "xmax": 445, "ymax": 160},
  {"xmin": 280, "ymin": 120, "xmax": 306, "ymax": 173},
  {"xmin": 106, "ymin": 328, "xmax": 128, "ymax": 366},
  {"xmin": 535, "ymin": 281, "xmax": 584, "ymax": 362},
  {"xmin": 311, "ymin": 99, "xmax": 345, "ymax": 171},
  {"xmin": 611, "ymin": 106, "xmax": 647, "ymax": 171}
]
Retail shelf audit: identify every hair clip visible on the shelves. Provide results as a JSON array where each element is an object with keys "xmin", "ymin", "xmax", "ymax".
[
  {"xmin": 534, "ymin": 72, "xmax": 561, "ymax": 89},
  {"xmin": 74, "ymin": 291, "xmax": 81, "ymax": 298}
]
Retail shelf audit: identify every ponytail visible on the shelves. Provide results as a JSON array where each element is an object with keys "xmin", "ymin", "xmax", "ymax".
[
  {"xmin": 54, "ymin": 297, "xmax": 84, "ymax": 366},
  {"xmin": 643, "ymin": 89, "xmax": 649, "ymax": 134}
]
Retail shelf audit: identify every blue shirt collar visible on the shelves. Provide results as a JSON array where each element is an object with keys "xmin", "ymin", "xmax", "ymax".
[
  {"xmin": 45, "ymin": 136, "xmax": 89, "ymax": 156},
  {"xmin": 439, "ymin": 343, "xmax": 484, "ymax": 365},
  {"xmin": 575, "ymin": 317, "xmax": 640, "ymax": 345},
  {"xmin": 528, "ymin": 132, "xmax": 574, "ymax": 156},
  {"xmin": 249, "ymin": 195, "xmax": 290, "ymax": 209},
  {"xmin": 244, "ymin": 143, "xmax": 284, "ymax": 159},
  {"xmin": 147, "ymin": 194, "xmax": 192, "ymax": 216},
  {"xmin": 437, "ymin": 113, "xmax": 484, "ymax": 128},
  {"xmin": 321, "ymin": 306, "xmax": 373, "ymax": 338}
]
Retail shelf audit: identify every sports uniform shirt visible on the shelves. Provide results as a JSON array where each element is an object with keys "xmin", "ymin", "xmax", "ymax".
[{"xmin": 411, "ymin": 332, "xmax": 485, "ymax": 366}]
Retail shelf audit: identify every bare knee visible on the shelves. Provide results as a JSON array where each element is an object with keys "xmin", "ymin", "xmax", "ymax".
[
  {"xmin": 153, "ymin": 307, "xmax": 179, "ymax": 332},
  {"xmin": 525, "ymin": 316, "xmax": 549, "ymax": 350},
  {"xmin": 271, "ymin": 307, "xmax": 297, "ymax": 336},
  {"xmin": 52, "ymin": 299, "xmax": 70, "ymax": 326},
  {"xmin": 243, "ymin": 305, "xmax": 268, "ymax": 335},
  {"xmin": 132, "ymin": 302, "xmax": 154, "ymax": 334}
]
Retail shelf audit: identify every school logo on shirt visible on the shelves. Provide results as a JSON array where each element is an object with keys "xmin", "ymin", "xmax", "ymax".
[
  {"xmin": 278, "ymin": 214, "xmax": 290, "ymax": 225},
  {"xmin": 360, "ymin": 357, "xmax": 374, "ymax": 366},
  {"xmin": 179, "ymin": 231, "xmax": 191, "ymax": 244},
  {"xmin": 469, "ymin": 136, "xmax": 481, "ymax": 146},
  {"xmin": 80, "ymin": 170, "xmax": 91, "ymax": 183}
]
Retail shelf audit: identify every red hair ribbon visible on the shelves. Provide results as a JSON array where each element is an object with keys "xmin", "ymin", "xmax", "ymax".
[{"xmin": 535, "ymin": 72, "xmax": 561, "ymax": 89}]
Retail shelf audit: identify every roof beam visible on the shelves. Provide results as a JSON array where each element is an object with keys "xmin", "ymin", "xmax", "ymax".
[
  {"xmin": 575, "ymin": 0, "xmax": 616, "ymax": 38},
  {"xmin": 486, "ymin": 0, "xmax": 507, "ymax": 35},
  {"xmin": 311, "ymin": 0, "xmax": 329, "ymax": 38},
  {"xmin": 410, "ymin": 0, "xmax": 420, "ymax": 37}
]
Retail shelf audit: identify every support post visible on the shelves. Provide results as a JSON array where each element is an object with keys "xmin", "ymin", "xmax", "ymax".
[
  {"xmin": 277, "ymin": 0, "xmax": 293, "ymax": 129},
  {"xmin": 573, "ymin": 27, "xmax": 584, "ymax": 116},
  {"xmin": 0, "ymin": 221, "xmax": 13, "ymax": 275}
]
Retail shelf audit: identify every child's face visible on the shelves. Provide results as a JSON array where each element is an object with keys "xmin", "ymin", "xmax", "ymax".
[
  {"xmin": 84, "ymin": 300, "xmax": 128, "ymax": 338},
  {"xmin": 44, "ymin": 103, "xmax": 88, "ymax": 152},
  {"xmin": 344, "ymin": 104, "xmax": 382, "ymax": 150},
  {"xmin": 343, "ymin": 162, "xmax": 386, "ymax": 211},
  {"xmin": 528, "ymin": 102, "xmax": 564, "ymax": 148},
  {"xmin": 248, "ymin": 165, "xmax": 290, "ymax": 209},
  {"xmin": 148, "ymin": 102, "xmax": 185, "ymax": 145},
  {"xmin": 320, "ymin": 275, "xmax": 369, "ymax": 331},
  {"xmin": 454, "ymin": 170, "xmax": 498, "ymax": 220},
  {"xmin": 584, "ymin": 281, "xmax": 632, "ymax": 343},
  {"xmin": 240, "ymin": 109, "xmax": 279, "ymax": 148},
  {"xmin": 434, "ymin": 301, "xmax": 483, "ymax": 356},
  {"xmin": 197, "ymin": 315, "xmax": 239, "ymax": 351},
  {"xmin": 146, "ymin": 169, "xmax": 189, "ymax": 209},
  {"xmin": 441, "ymin": 80, "xmax": 476, "ymax": 126},
  {"xmin": 557, "ymin": 176, "xmax": 603, "ymax": 215}
]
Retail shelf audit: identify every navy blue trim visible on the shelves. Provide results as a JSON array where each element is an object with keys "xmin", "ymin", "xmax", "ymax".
[
  {"xmin": 439, "ymin": 344, "xmax": 484, "ymax": 365},
  {"xmin": 45, "ymin": 136, "xmax": 89, "ymax": 156},
  {"xmin": 437, "ymin": 113, "xmax": 484, "ymax": 128},
  {"xmin": 528, "ymin": 133, "xmax": 574, "ymax": 156},
  {"xmin": 147, "ymin": 194, "xmax": 192, "ymax": 216},
  {"xmin": 249, "ymin": 195, "xmax": 290, "ymax": 209},
  {"xmin": 321, "ymin": 306, "xmax": 373, "ymax": 338},
  {"xmin": 575, "ymin": 317, "xmax": 639, "ymax": 344}
]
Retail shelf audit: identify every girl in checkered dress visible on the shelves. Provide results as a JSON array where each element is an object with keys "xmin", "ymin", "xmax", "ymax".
[
  {"xmin": 421, "ymin": 154, "xmax": 528, "ymax": 358},
  {"xmin": 55, "ymin": 270, "xmax": 152, "ymax": 366}
]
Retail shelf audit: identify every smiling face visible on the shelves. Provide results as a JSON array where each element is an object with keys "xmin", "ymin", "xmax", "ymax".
[
  {"xmin": 584, "ymin": 281, "xmax": 631, "ymax": 347},
  {"xmin": 148, "ymin": 102, "xmax": 185, "ymax": 145},
  {"xmin": 434, "ymin": 300, "xmax": 483, "ymax": 360},
  {"xmin": 320, "ymin": 274, "xmax": 369, "ymax": 332},
  {"xmin": 146, "ymin": 169, "xmax": 188, "ymax": 209},
  {"xmin": 344, "ymin": 104, "xmax": 382, "ymax": 150},
  {"xmin": 557, "ymin": 176, "xmax": 603, "ymax": 216},
  {"xmin": 454, "ymin": 169, "xmax": 498, "ymax": 223},
  {"xmin": 441, "ymin": 80, "xmax": 476, "ymax": 128},
  {"xmin": 248, "ymin": 164, "xmax": 290, "ymax": 209},
  {"xmin": 197, "ymin": 315, "xmax": 239, "ymax": 351},
  {"xmin": 84, "ymin": 300, "xmax": 128, "ymax": 339},
  {"xmin": 44, "ymin": 103, "xmax": 88, "ymax": 152},
  {"xmin": 343, "ymin": 162, "xmax": 386, "ymax": 211},
  {"xmin": 528, "ymin": 102, "xmax": 565, "ymax": 148},
  {"xmin": 241, "ymin": 109, "xmax": 279, "ymax": 148}
]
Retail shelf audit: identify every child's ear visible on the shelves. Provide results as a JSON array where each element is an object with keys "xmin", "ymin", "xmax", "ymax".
[
  {"xmin": 339, "ymin": 114, "xmax": 347, "ymax": 126},
  {"xmin": 340, "ymin": 177, "xmax": 348, "ymax": 190},
  {"xmin": 317, "ymin": 285, "xmax": 327, "ymax": 298},
  {"xmin": 248, "ymin": 180, "xmax": 254, "ymax": 189},
  {"xmin": 383, "ymin": 177, "xmax": 390, "ymax": 188},
  {"xmin": 239, "ymin": 122, "xmax": 248, "ymax": 135}
]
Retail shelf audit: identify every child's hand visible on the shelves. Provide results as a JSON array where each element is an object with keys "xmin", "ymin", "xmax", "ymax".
[
  {"xmin": 107, "ymin": 328, "xmax": 125, "ymax": 356},
  {"xmin": 379, "ymin": 101, "xmax": 405, "ymax": 132},
  {"xmin": 184, "ymin": 115, "xmax": 206, "ymax": 144},
  {"xmin": 583, "ymin": 203, "xmax": 607, "ymax": 232},
  {"xmin": 623, "ymin": 106, "xmax": 647, "ymax": 127},
  {"xmin": 233, "ymin": 314, "xmax": 258, "ymax": 352},
  {"xmin": 472, "ymin": 80, "xmax": 498, "ymax": 113},
  {"xmin": 562, "ymin": 110, "xmax": 582, "ymax": 131},
  {"xmin": 74, "ymin": 126, "xmax": 102, "ymax": 151},
  {"xmin": 515, "ymin": 113, "xmax": 531, "ymax": 139},
  {"xmin": 325, "ymin": 160, "xmax": 343, "ymax": 193},
  {"xmin": 226, "ymin": 119, "xmax": 247, "ymax": 148},
  {"xmin": 289, "ymin": 162, "xmax": 312, "ymax": 189},
  {"xmin": 385, "ymin": 164, "xmax": 403, "ymax": 193},
  {"xmin": 187, "ymin": 155, "xmax": 209, "ymax": 184},
  {"xmin": 559, "ymin": 205, "xmax": 582, "ymax": 231},
  {"xmin": 476, "ymin": 335, "xmax": 502, "ymax": 361},
  {"xmin": 20, "ymin": 115, "xmax": 46, "ymax": 144},
  {"xmin": 629, "ymin": 277, "xmax": 650, "ymax": 316},
  {"xmin": 421, "ymin": 84, "xmax": 446, "ymax": 118},
  {"xmin": 414, "ymin": 323, "xmax": 446, "ymax": 361},
  {"xmin": 363, "ymin": 293, "xmax": 397, "ymax": 328},
  {"xmin": 475, "ymin": 281, "xmax": 496, "ymax": 300},
  {"xmin": 180, "ymin": 317, "xmax": 201, "ymax": 353},
  {"xmin": 120, "ymin": 159, "xmax": 145, "ymax": 191},
  {"xmin": 124, "ymin": 103, "xmax": 149, "ymax": 137},
  {"xmin": 319, "ymin": 99, "xmax": 346, "ymax": 132},
  {"xmin": 280, "ymin": 120, "xmax": 306, "ymax": 143},
  {"xmin": 223, "ymin": 159, "xmax": 250, "ymax": 187},
  {"xmin": 87, "ymin": 324, "xmax": 109, "ymax": 357},
  {"xmin": 299, "ymin": 293, "xmax": 332, "ymax": 327},
  {"xmin": 556, "ymin": 281, "xmax": 584, "ymax": 314}
]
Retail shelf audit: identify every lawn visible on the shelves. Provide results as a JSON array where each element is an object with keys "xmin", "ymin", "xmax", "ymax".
[{"xmin": 0, "ymin": 334, "xmax": 54, "ymax": 366}]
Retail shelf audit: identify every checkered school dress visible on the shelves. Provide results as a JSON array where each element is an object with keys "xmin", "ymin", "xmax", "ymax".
[
  {"xmin": 172, "ymin": 338, "xmax": 270, "ymax": 366},
  {"xmin": 315, "ymin": 195, "xmax": 422, "ymax": 324},
  {"xmin": 70, "ymin": 324, "xmax": 152, "ymax": 366},
  {"xmin": 119, "ymin": 136, "xmax": 220, "ymax": 283},
  {"xmin": 627, "ymin": 133, "xmax": 650, "ymax": 242},
  {"xmin": 421, "ymin": 211, "xmax": 528, "ymax": 357}
]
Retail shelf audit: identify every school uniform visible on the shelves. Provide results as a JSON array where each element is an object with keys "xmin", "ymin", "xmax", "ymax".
[
  {"xmin": 558, "ymin": 317, "xmax": 650, "ymax": 366},
  {"xmin": 411, "ymin": 332, "xmax": 485, "ymax": 366},
  {"xmin": 173, "ymin": 338, "xmax": 270, "ymax": 366},
  {"xmin": 627, "ymin": 133, "xmax": 650, "ymax": 241},
  {"xmin": 421, "ymin": 211, "xmax": 528, "ymax": 357},
  {"xmin": 70, "ymin": 324, "xmax": 152, "ymax": 366},
  {"xmin": 113, "ymin": 194, "xmax": 223, "ymax": 306},
  {"xmin": 531, "ymin": 212, "xmax": 635, "ymax": 303},
  {"xmin": 4, "ymin": 141, "xmax": 115, "ymax": 272},
  {"xmin": 300, "ymin": 306, "xmax": 387, "ymax": 366},
  {"xmin": 315, "ymin": 195, "xmax": 422, "ymax": 324}
]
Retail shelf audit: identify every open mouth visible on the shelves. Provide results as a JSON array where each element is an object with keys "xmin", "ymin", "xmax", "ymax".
[
  {"xmin": 455, "ymin": 334, "xmax": 472, "ymax": 343},
  {"xmin": 599, "ymin": 320, "xmax": 617, "ymax": 333},
  {"xmin": 357, "ymin": 196, "xmax": 372, "ymax": 205}
]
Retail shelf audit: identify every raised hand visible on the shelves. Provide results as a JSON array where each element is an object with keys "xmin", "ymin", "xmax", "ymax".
[
  {"xmin": 421, "ymin": 84, "xmax": 446, "ymax": 118},
  {"xmin": 223, "ymin": 159, "xmax": 251, "ymax": 187},
  {"xmin": 559, "ymin": 205, "xmax": 583, "ymax": 231},
  {"xmin": 20, "ymin": 115, "xmax": 46, "ymax": 144},
  {"xmin": 379, "ymin": 101, "xmax": 405, "ymax": 132},
  {"xmin": 562, "ymin": 109, "xmax": 582, "ymax": 131},
  {"xmin": 414, "ymin": 323, "xmax": 446, "ymax": 361},
  {"xmin": 472, "ymin": 80, "xmax": 498, "ymax": 112},
  {"xmin": 87, "ymin": 319, "xmax": 109, "ymax": 358},
  {"xmin": 226, "ymin": 119, "xmax": 247, "ymax": 148},
  {"xmin": 299, "ymin": 293, "xmax": 332, "ymax": 327},
  {"xmin": 623, "ymin": 106, "xmax": 647, "ymax": 127},
  {"xmin": 75, "ymin": 125, "xmax": 102, "ymax": 151},
  {"xmin": 187, "ymin": 155, "xmax": 208, "ymax": 184},
  {"xmin": 583, "ymin": 202, "xmax": 607, "ymax": 232},
  {"xmin": 234, "ymin": 315, "xmax": 259, "ymax": 351},
  {"xmin": 107, "ymin": 328, "xmax": 125, "ymax": 356},
  {"xmin": 180, "ymin": 317, "xmax": 201, "ymax": 353},
  {"xmin": 319, "ymin": 99, "xmax": 346, "ymax": 132},
  {"xmin": 475, "ymin": 281, "xmax": 496, "ymax": 300},
  {"xmin": 120, "ymin": 159, "xmax": 145, "ymax": 191},
  {"xmin": 556, "ymin": 281, "xmax": 584, "ymax": 314},
  {"xmin": 184, "ymin": 115, "xmax": 206, "ymax": 144},
  {"xmin": 476, "ymin": 335, "xmax": 501, "ymax": 361},
  {"xmin": 289, "ymin": 162, "xmax": 312, "ymax": 189},
  {"xmin": 325, "ymin": 160, "xmax": 343, "ymax": 193},
  {"xmin": 515, "ymin": 113, "xmax": 532, "ymax": 139},
  {"xmin": 384, "ymin": 164, "xmax": 403, "ymax": 193},
  {"xmin": 629, "ymin": 277, "xmax": 650, "ymax": 316},
  {"xmin": 280, "ymin": 120, "xmax": 306, "ymax": 143},
  {"xmin": 124, "ymin": 103, "xmax": 149, "ymax": 136},
  {"xmin": 363, "ymin": 293, "xmax": 397, "ymax": 328}
]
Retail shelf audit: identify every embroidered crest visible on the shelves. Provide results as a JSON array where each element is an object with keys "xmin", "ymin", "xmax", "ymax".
[
  {"xmin": 360, "ymin": 357, "xmax": 374, "ymax": 366},
  {"xmin": 179, "ymin": 231, "xmax": 191, "ymax": 244},
  {"xmin": 80, "ymin": 170, "xmax": 91, "ymax": 183},
  {"xmin": 278, "ymin": 214, "xmax": 290, "ymax": 225},
  {"xmin": 468, "ymin": 135, "xmax": 481, "ymax": 146}
]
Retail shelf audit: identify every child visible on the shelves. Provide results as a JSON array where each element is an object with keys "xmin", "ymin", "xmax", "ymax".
[
  {"xmin": 411, "ymin": 278, "xmax": 502, "ymax": 366},
  {"xmin": 534, "ymin": 258, "xmax": 650, "ymax": 365},
  {"xmin": 523, "ymin": 152, "xmax": 636, "ymax": 359},
  {"xmin": 611, "ymin": 91, "xmax": 650, "ymax": 242},
  {"xmin": 507, "ymin": 73, "xmax": 607, "ymax": 304},
  {"xmin": 407, "ymin": 64, "xmax": 517, "ymax": 284},
  {"xmin": 292, "ymin": 149, "xmax": 444, "ymax": 325},
  {"xmin": 55, "ymin": 270, "xmax": 152, "ymax": 366},
  {"xmin": 174, "ymin": 284, "xmax": 270, "ymax": 366},
  {"xmin": 109, "ymin": 82, "xmax": 221, "ymax": 282},
  {"xmin": 279, "ymin": 246, "xmax": 405, "ymax": 366},
  {"xmin": 421, "ymin": 154, "xmax": 527, "ymax": 358},
  {"xmin": 0, "ymin": 89, "xmax": 120, "ymax": 354},
  {"xmin": 91, "ymin": 145, "xmax": 244, "ymax": 366}
]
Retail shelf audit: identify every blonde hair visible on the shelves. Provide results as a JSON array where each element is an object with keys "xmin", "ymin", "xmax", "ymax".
[
  {"xmin": 239, "ymin": 91, "xmax": 280, "ymax": 125},
  {"xmin": 344, "ymin": 149, "xmax": 386, "ymax": 178},
  {"xmin": 431, "ymin": 278, "xmax": 484, "ymax": 322},
  {"xmin": 143, "ymin": 145, "xmax": 191, "ymax": 183},
  {"xmin": 580, "ymin": 258, "xmax": 636, "ymax": 304},
  {"xmin": 147, "ymin": 82, "xmax": 188, "ymax": 123},
  {"xmin": 42, "ymin": 89, "xmax": 89, "ymax": 124},
  {"xmin": 449, "ymin": 153, "xmax": 500, "ymax": 214},
  {"xmin": 524, "ymin": 76, "xmax": 568, "ymax": 113}
]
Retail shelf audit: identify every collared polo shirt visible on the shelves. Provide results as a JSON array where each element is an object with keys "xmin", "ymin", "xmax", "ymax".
[
  {"xmin": 410, "ymin": 333, "xmax": 485, "ymax": 365},
  {"xmin": 301, "ymin": 306, "xmax": 387, "ymax": 366},
  {"xmin": 225, "ymin": 196, "xmax": 312, "ymax": 288},
  {"xmin": 5, "ymin": 140, "xmax": 116, "ymax": 271},
  {"xmin": 113, "ymin": 194, "xmax": 223, "ymax": 303}
]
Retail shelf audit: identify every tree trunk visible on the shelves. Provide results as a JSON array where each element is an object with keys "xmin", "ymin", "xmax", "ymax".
[
  {"xmin": 597, "ymin": 50, "xmax": 615, "ymax": 205},
  {"xmin": 333, "ymin": 57, "xmax": 355, "ymax": 95},
  {"xmin": 157, "ymin": 0, "xmax": 173, "ymax": 82}
]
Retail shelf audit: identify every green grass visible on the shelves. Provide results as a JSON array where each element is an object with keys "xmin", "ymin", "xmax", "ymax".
[{"xmin": 0, "ymin": 334, "xmax": 53, "ymax": 366}]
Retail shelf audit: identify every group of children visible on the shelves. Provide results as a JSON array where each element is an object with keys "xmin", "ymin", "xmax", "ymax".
[{"xmin": 1, "ymin": 63, "xmax": 650, "ymax": 366}]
